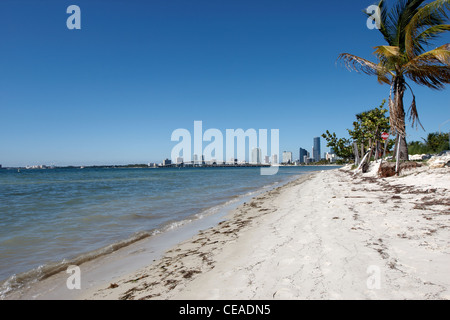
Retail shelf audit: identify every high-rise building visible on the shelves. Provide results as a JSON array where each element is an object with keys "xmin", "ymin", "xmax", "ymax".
[
  {"xmin": 302, "ymin": 150, "xmax": 311, "ymax": 163},
  {"xmin": 272, "ymin": 154, "xmax": 278, "ymax": 164},
  {"xmin": 282, "ymin": 151, "xmax": 293, "ymax": 164},
  {"xmin": 299, "ymin": 148, "xmax": 308, "ymax": 164},
  {"xmin": 251, "ymin": 148, "xmax": 262, "ymax": 164},
  {"xmin": 313, "ymin": 137, "xmax": 321, "ymax": 162}
]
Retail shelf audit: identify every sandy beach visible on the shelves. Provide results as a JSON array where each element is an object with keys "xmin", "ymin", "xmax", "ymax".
[{"xmin": 80, "ymin": 164, "xmax": 450, "ymax": 300}]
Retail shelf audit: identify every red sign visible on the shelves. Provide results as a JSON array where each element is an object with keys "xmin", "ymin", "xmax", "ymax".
[{"xmin": 381, "ymin": 132, "xmax": 389, "ymax": 141}]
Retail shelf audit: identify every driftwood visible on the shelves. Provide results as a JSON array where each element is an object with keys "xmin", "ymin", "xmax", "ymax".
[{"xmin": 356, "ymin": 148, "xmax": 372, "ymax": 173}]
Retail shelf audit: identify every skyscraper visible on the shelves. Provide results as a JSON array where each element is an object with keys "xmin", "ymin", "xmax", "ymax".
[
  {"xmin": 313, "ymin": 137, "xmax": 321, "ymax": 162},
  {"xmin": 299, "ymin": 148, "xmax": 308, "ymax": 164},
  {"xmin": 251, "ymin": 148, "xmax": 262, "ymax": 164},
  {"xmin": 282, "ymin": 151, "xmax": 292, "ymax": 164},
  {"xmin": 272, "ymin": 154, "xmax": 278, "ymax": 164}
]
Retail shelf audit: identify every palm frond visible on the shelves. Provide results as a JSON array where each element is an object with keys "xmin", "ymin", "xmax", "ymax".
[
  {"xmin": 405, "ymin": 0, "xmax": 450, "ymax": 58},
  {"xmin": 373, "ymin": 45, "xmax": 409, "ymax": 73},
  {"xmin": 414, "ymin": 24, "xmax": 450, "ymax": 54},
  {"xmin": 404, "ymin": 82, "xmax": 424, "ymax": 130},
  {"xmin": 374, "ymin": 45, "xmax": 401, "ymax": 58},
  {"xmin": 390, "ymin": 0, "xmax": 427, "ymax": 50},
  {"xmin": 405, "ymin": 64, "xmax": 450, "ymax": 89},
  {"xmin": 421, "ymin": 44, "xmax": 450, "ymax": 64},
  {"xmin": 379, "ymin": 0, "xmax": 396, "ymax": 44},
  {"xmin": 337, "ymin": 53, "xmax": 385, "ymax": 76},
  {"xmin": 377, "ymin": 61, "xmax": 393, "ymax": 84},
  {"xmin": 405, "ymin": 43, "xmax": 450, "ymax": 66}
]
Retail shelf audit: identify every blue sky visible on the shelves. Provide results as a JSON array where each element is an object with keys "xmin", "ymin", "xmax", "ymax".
[{"xmin": 0, "ymin": 0, "xmax": 449, "ymax": 166}]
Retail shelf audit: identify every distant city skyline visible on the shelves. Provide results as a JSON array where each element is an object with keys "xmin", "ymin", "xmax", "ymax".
[
  {"xmin": 0, "ymin": 134, "xmax": 334, "ymax": 167},
  {"xmin": 169, "ymin": 137, "xmax": 326, "ymax": 164}
]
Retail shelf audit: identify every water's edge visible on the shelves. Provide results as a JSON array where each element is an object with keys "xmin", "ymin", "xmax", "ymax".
[{"xmin": 2, "ymin": 171, "xmax": 314, "ymax": 300}]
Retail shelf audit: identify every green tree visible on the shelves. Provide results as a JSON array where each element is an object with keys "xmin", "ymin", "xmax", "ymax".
[
  {"xmin": 338, "ymin": 0, "xmax": 450, "ymax": 160},
  {"xmin": 425, "ymin": 132, "xmax": 450, "ymax": 152},
  {"xmin": 408, "ymin": 140, "xmax": 428, "ymax": 154},
  {"xmin": 409, "ymin": 131, "xmax": 450, "ymax": 153},
  {"xmin": 321, "ymin": 130, "xmax": 354, "ymax": 161},
  {"xmin": 323, "ymin": 100, "xmax": 393, "ymax": 164},
  {"xmin": 347, "ymin": 101, "xmax": 391, "ymax": 159}
]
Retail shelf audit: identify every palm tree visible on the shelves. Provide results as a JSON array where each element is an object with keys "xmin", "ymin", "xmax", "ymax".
[{"xmin": 338, "ymin": 0, "xmax": 450, "ymax": 160}]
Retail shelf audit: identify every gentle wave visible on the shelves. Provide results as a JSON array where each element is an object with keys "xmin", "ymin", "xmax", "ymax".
[{"xmin": 0, "ymin": 230, "xmax": 151, "ymax": 298}]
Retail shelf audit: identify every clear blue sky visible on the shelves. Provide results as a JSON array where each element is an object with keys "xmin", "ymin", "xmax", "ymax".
[{"xmin": 1, "ymin": 0, "xmax": 449, "ymax": 166}]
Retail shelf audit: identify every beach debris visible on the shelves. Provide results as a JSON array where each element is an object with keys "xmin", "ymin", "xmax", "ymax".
[
  {"xmin": 408, "ymin": 154, "xmax": 432, "ymax": 161},
  {"xmin": 108, "ymin": 283, "xmax": 119, "ymax": 289},
  {"xmin": 180, "ymin": 269, "xmax": 201, "ymax": 279},
  {"xmin": 427, "ymin": 152, "xmax": 450, "ymax": 169}
]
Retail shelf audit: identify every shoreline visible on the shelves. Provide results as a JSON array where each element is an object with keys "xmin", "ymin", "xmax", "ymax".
[
  {"xmin": 80, "ymin": 173, "xmax": 316, "ymax": 300},
  {"xmin": 82, "ymin": 165, "xmax": 449, "ymax": 300},
  {"xmin": 2, "ymin": 171, "xmax": 308, "ymax": 300}
]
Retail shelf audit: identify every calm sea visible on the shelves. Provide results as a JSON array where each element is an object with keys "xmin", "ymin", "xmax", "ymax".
[{"xmin": 0, "ymin": 165, "xmax": 339, "ymax": 296}]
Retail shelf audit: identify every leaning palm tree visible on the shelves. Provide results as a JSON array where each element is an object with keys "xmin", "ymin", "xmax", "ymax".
[{"xmin": 338, "ymin": 0, "xmax": 450, "ymax": 161}]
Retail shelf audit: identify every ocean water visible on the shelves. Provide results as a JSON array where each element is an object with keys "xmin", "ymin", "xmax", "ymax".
[{"xmin": 0, "ymin": 165, "xmax": 339, "ymax": 296}]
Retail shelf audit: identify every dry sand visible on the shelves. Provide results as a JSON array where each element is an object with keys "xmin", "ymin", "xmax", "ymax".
[{"xmin": 81, "ymin": 165, "xmax": 450, "ymax": 300}]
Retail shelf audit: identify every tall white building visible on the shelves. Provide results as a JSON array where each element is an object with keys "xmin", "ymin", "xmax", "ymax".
[
  {"xmin": 326, "ymin": 152, "xmax": 337, "ymax": 163},
  {"xmin": 251, "ymin": 148, "xmax": 262, "ymax": 164},
  {"xmin": 272, "ymin": 154, "xmax": 278, "ymax": 164},
  {"xmin": 282, "ymin": 151, "xmax": 293, "ymax": 164}
]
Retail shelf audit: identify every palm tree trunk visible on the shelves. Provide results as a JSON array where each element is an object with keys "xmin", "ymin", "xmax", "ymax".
[
  {"xmin": 391, "ymin": 76, "xmax": 409, "ymax": 161},
  {"xmin": 393, "ymin": 135, "xmax": 408, "ymax": 160}
]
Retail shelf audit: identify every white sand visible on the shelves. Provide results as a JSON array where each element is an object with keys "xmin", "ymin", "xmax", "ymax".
[{"xmin": 81, "ymin": 165, "xmax": 450, "ymax": 300}]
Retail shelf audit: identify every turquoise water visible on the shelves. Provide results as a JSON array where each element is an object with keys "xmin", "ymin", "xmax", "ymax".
[{"xmin": 0, "ymin": 166, "xmax": 339, "ymax": 295}]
